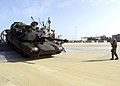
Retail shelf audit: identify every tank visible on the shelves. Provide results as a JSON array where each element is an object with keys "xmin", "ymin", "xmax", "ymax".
[{"xmin": 1, "ymin": 18, "xmax": 68, "ymax": 58}]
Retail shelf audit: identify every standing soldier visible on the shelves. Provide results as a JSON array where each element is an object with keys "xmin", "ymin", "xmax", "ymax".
[{"xmin": 110, "ymin": 38, "xmax": 119, "ymax": 60}]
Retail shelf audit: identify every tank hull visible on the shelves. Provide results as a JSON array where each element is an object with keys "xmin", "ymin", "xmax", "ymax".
[{"xmin": 6, "ymin": 31, "xmax": 63, "ymax": 58}]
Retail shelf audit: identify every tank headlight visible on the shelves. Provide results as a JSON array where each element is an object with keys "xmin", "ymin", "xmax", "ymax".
[{"xmin": 32, "ymin": 47, "xmax": 39, "ymax": 52}]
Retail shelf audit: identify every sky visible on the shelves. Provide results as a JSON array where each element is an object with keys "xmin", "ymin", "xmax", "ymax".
[{"xmin": 0, "ymin": 0, "xmax": 120, "ymax": 40}]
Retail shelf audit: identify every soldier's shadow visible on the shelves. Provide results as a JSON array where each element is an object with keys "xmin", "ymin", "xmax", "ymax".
[{"xmin": 82, "ymin": 59, "xmax": 109, "ymax": 62}]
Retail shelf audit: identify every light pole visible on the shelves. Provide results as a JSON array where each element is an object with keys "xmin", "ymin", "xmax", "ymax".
[{"xmin": 75, "ymin": 26, "xmax": 77, "ymax": 40}]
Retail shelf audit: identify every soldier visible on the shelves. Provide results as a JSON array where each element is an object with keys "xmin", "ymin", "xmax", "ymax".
[
  {"xmin": 31, "ymin": 21, "xmax": 38, "ymax": 30},
  {"xmin": 110, "ymin": 38, "xmax": 119, "ymax": 60}
]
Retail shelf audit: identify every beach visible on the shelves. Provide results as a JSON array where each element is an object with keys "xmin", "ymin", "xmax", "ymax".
[{"xmin": 0, "ymin": 43, "xmax": 120, "ymax": 86}]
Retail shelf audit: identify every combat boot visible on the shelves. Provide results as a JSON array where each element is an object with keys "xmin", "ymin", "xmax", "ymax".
[
  {"xmin": 115, "ymin": 58, "xmax": 119, "ymax": 60},
  {"xmin": 110, "ymin": 58, "xmax": 114, "ymax": 60}
]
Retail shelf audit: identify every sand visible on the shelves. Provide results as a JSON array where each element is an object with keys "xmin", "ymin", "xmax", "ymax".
[{"xmin": 0, "ymin": 43, "xmax": 120, "ymax": 86}]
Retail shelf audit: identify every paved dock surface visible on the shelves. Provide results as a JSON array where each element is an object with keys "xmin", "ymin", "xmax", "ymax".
[{"xmin": 0, "ymin": 43, "xmax": 120, "ymax": 86}]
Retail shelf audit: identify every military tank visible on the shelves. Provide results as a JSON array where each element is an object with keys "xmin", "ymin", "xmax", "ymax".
[{"xmin": 1, "ymin": 17, "xmax": 68, "ymax": 58}]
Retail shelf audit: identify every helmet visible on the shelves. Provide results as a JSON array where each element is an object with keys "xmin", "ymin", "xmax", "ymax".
[{"xmin": 31, "ymin": 21, "xmax": 38, "ymax": 26}]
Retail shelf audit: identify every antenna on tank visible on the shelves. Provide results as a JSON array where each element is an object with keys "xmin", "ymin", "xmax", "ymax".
[
  {"xmin": 48, "ymin": 17, "xmax": 51, "ymax": 29},
  {"xmin": 38, "ymin": 18, "xmax": 42, "ymax": 28},
  {"xmin": 31, "ymin": 16, "xmax": 34, "ymax": 21}
]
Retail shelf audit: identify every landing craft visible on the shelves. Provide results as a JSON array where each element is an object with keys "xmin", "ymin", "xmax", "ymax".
[{"xmin": 0, "ymin": 17, "xmax": 68, "ymax": 58}]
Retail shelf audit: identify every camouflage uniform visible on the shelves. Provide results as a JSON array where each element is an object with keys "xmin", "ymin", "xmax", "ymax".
[{"xmin": 110, "ymin": 39, "xmax": 119, "ymax": 60}]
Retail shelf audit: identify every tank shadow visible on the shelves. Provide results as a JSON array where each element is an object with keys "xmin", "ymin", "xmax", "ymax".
[{"xmin": 25, "ymin": 55, "xmax": 54, "ymax": 61}]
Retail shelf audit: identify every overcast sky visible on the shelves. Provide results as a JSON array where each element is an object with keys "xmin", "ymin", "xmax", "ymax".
[{"xmin": 0, "ymin": 0, "xmax": 120, "ymax": 39}]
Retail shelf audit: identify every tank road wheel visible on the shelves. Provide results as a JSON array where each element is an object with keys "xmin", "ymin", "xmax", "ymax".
[
  {"xmin": 13, "ymin": 46, "xmax": 17, "ymax": 50},
  {"xmin": 23, "ymin": 52, "xmax": 26, "ymax": 57},
  {"xmin": 21, "ymin": 51, "xmax": 25, "ymax": 57},
  {"xmin": 6, "ymin": 40, "xmax": 11, "ymax": 46},
  {"xmin": 17, "ymin": 48, "xmax": 21, "ymax": 53},
  {"xmin": 0, "ymin": 30, "xmax": 8, "ymax": 43},
  {"xmin": 21, "ymin": 51, "xmax": 29, "ymax": 58}
]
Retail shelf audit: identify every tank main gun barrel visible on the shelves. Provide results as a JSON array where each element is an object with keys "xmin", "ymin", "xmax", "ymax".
[
  {"xmin": 53, "ymin": 38, "xmax": 68, "ymax": 43},
  {"xmin": 34, "ymin": 36, "xmax": 68, "ymax": 44}
]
